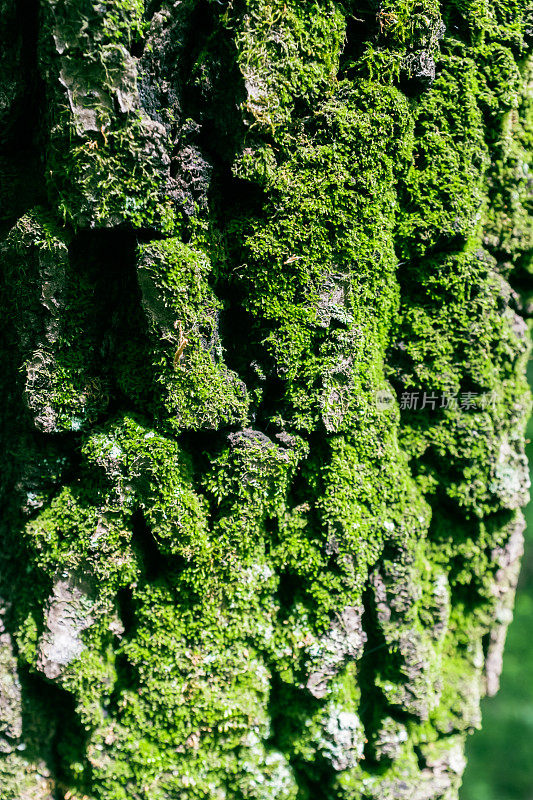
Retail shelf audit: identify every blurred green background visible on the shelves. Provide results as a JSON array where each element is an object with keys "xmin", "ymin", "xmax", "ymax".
[{"xmin": 461, "ymin": 367, "xmax": 533, "ymax": 800}]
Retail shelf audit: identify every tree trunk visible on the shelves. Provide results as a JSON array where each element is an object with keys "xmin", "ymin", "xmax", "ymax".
[{"xmin": 0, "ymin": 2, "xmax": 532, "ymax": 798}]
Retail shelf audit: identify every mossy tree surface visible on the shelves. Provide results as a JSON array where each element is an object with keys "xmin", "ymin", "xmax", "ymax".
[{"xmin": 0, "ymin": 1, "xmax": 531, "ymax": 798}]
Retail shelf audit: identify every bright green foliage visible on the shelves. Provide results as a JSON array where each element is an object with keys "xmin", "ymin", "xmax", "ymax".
[
  {"xmin": 137, "ymin": 239, "xmax": 250, "ymax": 431},
  {"xmin": 235, "ymin": 0, "xmax": 346, "ymax": 130},
  {"xmin": 233, "ymin": 82, "xmax": 412, "ymax": 433}
]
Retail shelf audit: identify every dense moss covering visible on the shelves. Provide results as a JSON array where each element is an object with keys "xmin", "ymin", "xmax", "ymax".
[{"xmin": 0, "ymin": 0, "xmax": 531, "ymax": 798}]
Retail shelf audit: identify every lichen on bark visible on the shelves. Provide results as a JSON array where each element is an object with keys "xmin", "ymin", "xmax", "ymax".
[{"xmin": 0, "ymin": 0, "xmax": 532, "ymax": 798}]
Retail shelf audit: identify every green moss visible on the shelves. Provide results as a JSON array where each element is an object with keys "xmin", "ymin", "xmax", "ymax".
[
  {"xmin": 84, "ymin": 414, "xmax": 211, "ymax": 558},
  {"xmin": 24, "ymin": 487, "xmax": 137, "ymax": 592},
  {"xmin": 41, "ymin": 0, "xmax": 176, "ymax": 230},
  {"xmin": 235, "ymin": 0, "xmax": 345, "ymax": 131},
  {"xmin": 0, "ymin": 1, "xmax": 532, "ymax": 797},
  {"xmin": 230, "ymin": 80, "xmax": 412, "ymax": 433},
  {"xmin": 396, "ymin": 55, "xmax": 488, "ymax": 256},
  {"xmin": 136, "ymin": 239, "xmax": 250, "ymax": 431},
  {"xmin": 391, "ymin": 247, "xmax": 531, "ymax": 518},
  {"xmin": 1, "ymin": 211, "xmax": 114, "ymax": 432}
]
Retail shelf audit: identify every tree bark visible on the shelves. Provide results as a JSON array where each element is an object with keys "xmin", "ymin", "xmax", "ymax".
[{"xmin": 0, "ymin": 1, "xmax": 532, "ymax": 798}]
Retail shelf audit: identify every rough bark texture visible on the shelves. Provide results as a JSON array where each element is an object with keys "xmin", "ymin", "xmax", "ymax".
[{"xmin": 0, "ymin": 1, "xmax": 532, "ymax": 799}]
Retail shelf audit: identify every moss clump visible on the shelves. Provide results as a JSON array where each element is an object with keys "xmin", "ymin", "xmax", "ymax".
[
  {"xmin": 391, "ymin": 248, "xmax": 531, "ymax": 518},
  {"xmin": 40, "ymin": 0, "xmax": 176, "ymax": 230},
  {"xmin": 235, "ymin": 0, "xmax": 345, "ymax": 130},
  {"xmin": 230, "ymin": 81, "xmax": 413, "ymax": 433},
  {"xmin": 1, "ymin": 211, "xmax": 115, "ymax": 433},
  {"xmin": 137, "ymin": 239, "xmax": 250, "ymax": 431}
]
